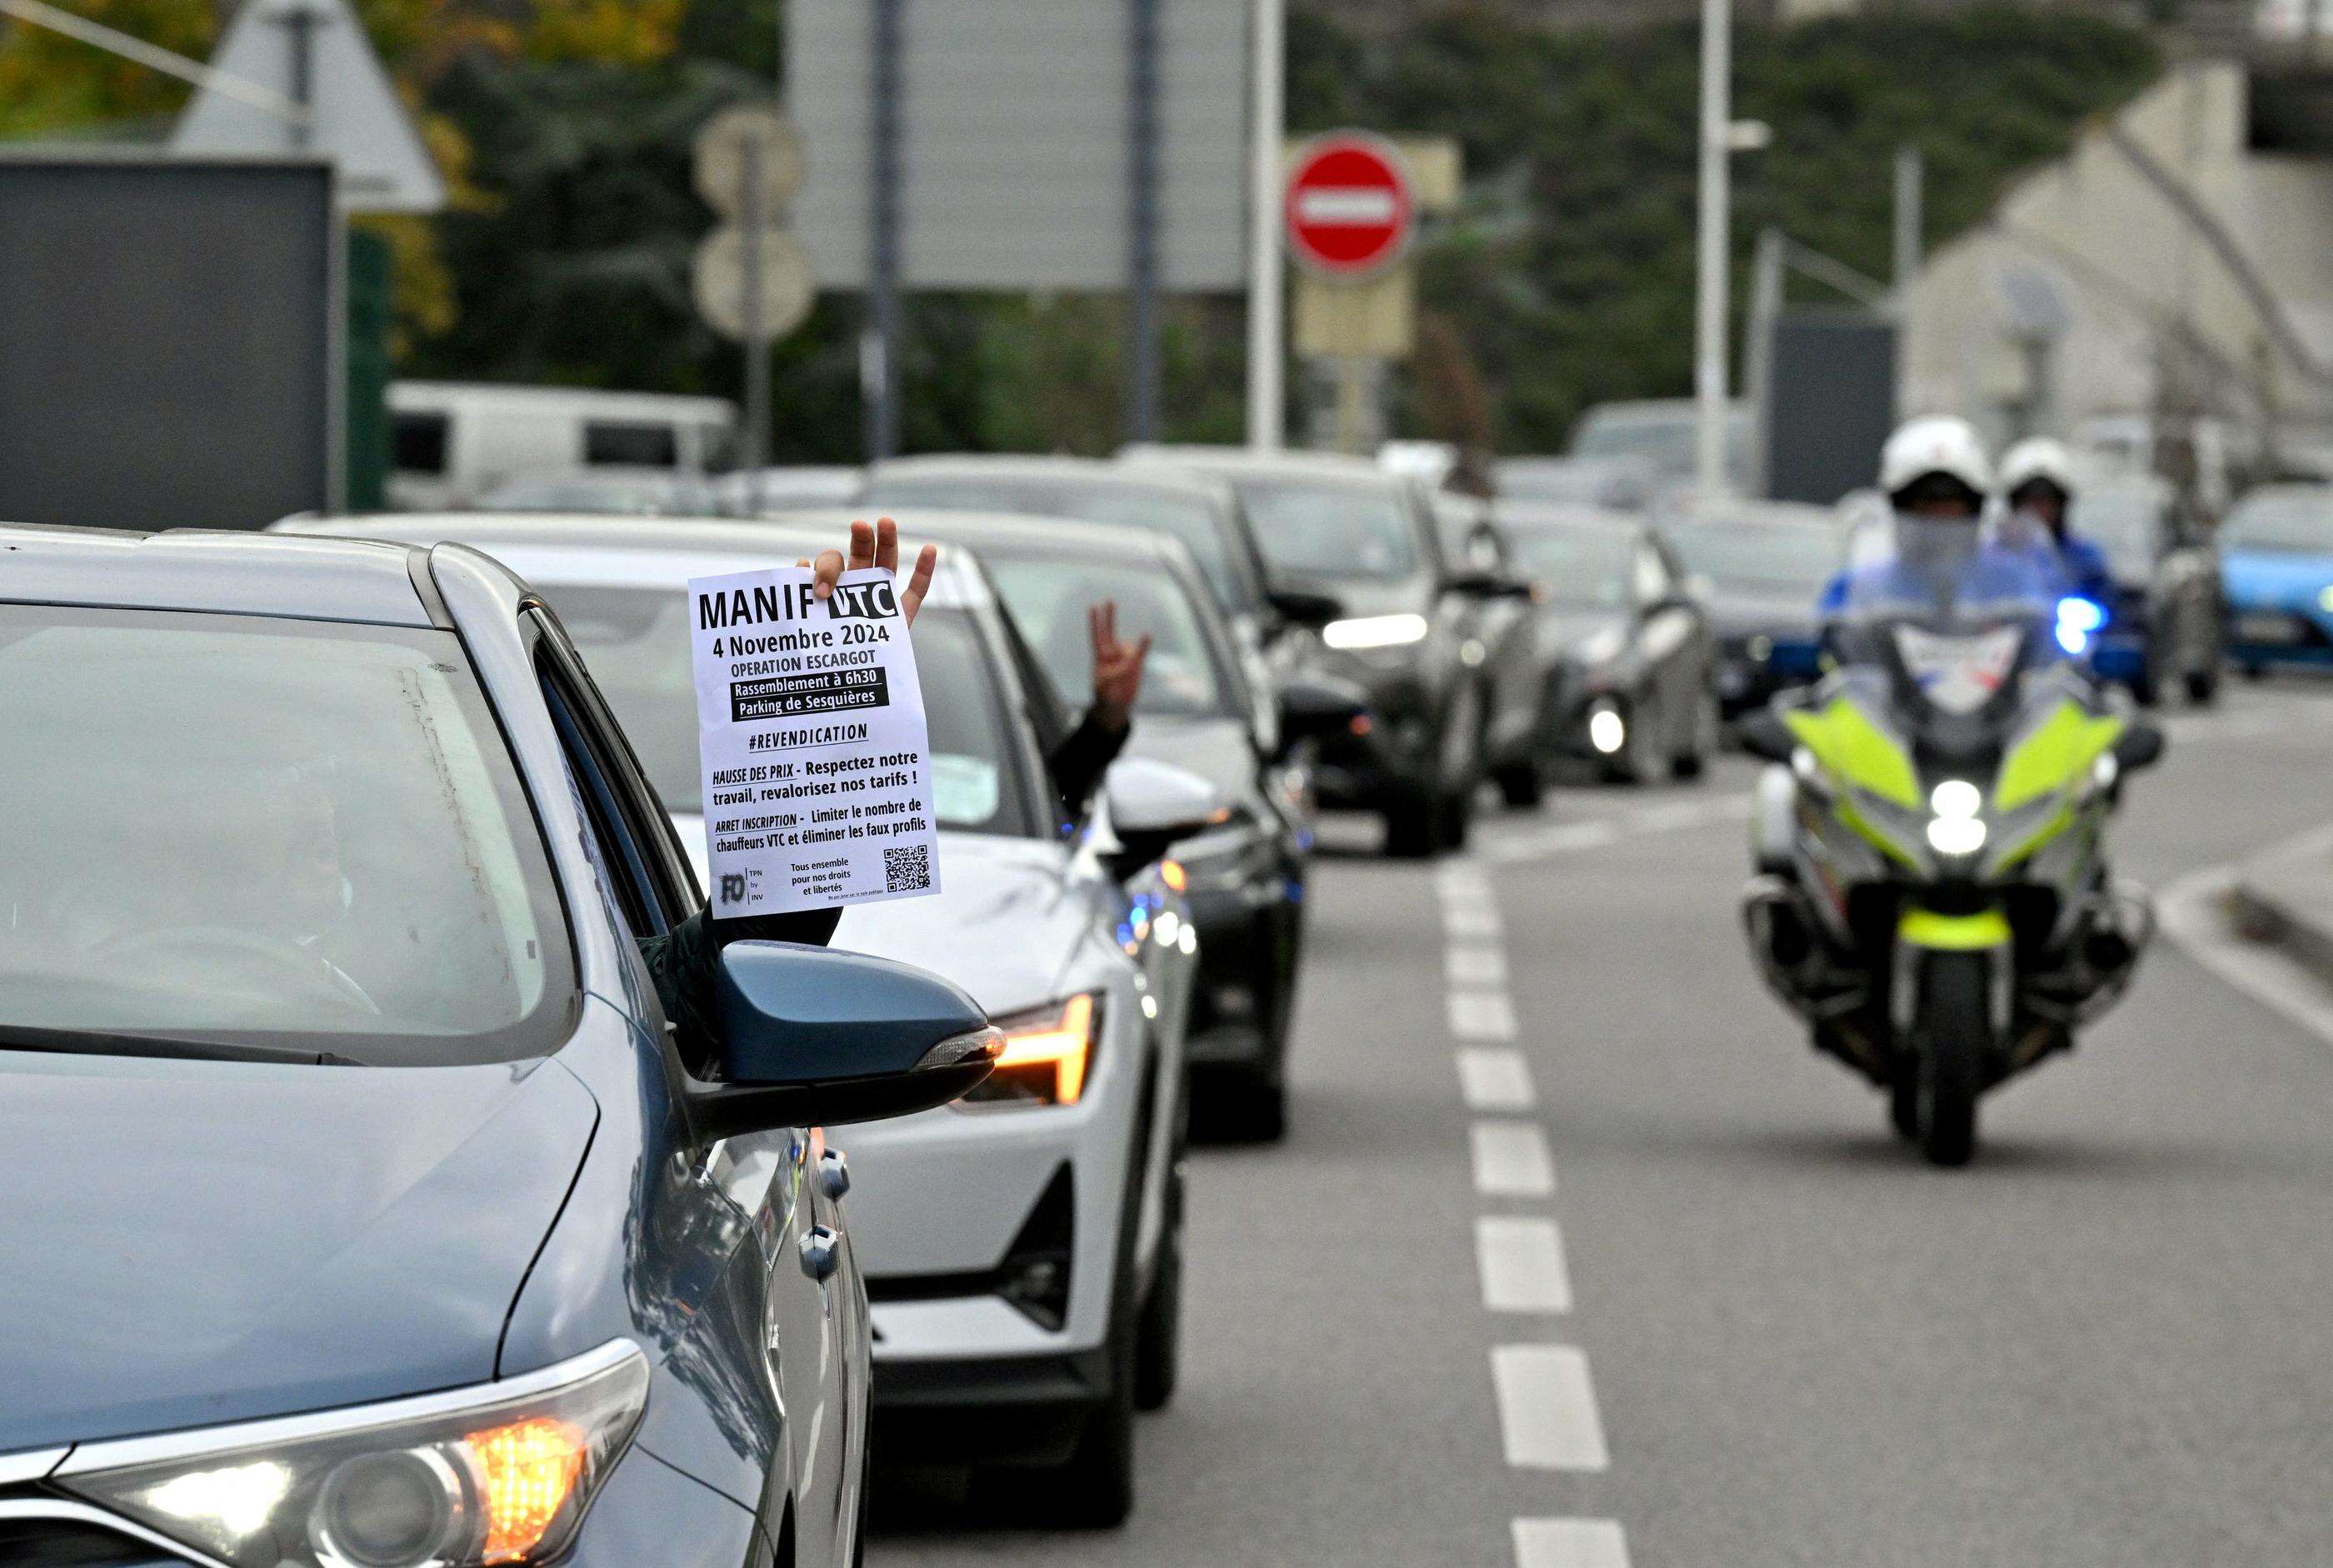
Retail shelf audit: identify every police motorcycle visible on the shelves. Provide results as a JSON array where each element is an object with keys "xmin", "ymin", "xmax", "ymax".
[{"xmin": 1736, "ymin": 508, "xmax": 2166, "ymax": 1166}]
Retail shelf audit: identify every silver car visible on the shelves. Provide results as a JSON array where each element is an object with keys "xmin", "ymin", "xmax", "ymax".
[{"xmin": 277, "ymin": 512, "xmax": 1211, "ymax": 1526}]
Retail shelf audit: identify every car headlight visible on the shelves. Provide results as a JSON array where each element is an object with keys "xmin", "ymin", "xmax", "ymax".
[
  {"xmin": 965, "ymin": 992, "xmax": 1101, "ymax": 1107},
  {"xmin": 1322, "ymin": 612, "xmax": 1430, "ymax": 651},
  {"xmin": 57, "ymin": 1341, "xmax": 648, "ymax": 1568}
]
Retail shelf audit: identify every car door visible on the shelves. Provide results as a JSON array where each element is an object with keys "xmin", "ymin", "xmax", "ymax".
[{"xmin": 531, "ymin": 614, "xmax": 856, "ymax": 1563}]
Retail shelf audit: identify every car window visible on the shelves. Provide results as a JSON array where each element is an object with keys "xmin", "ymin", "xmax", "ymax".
[
  {"xmin": 1229, "ymin": 477, "xmax": 1421, "ymax": 582},
  {"xmin": 392, "ymin": 411, "xmax": 449, "ymax": 476},
  {"xmin": 536, "ymin": 583, "xmax": 1042, "ymax": 839},
  {"xmin": 2066, "ymin": 489, "xmax": 2161, "ymax": 577},
  {"xmin": 864, "ymin": 475, "xmax": 1260, "ymax": 617},
  {"xmin": 0, "ymin": 604, "xmax": 572, "ymax": 1065},
  {"xmin": 1504, "ymin": 527, "xmax": 1636, "ymax": 609},
  {"xmin": 584, "ymin": 420, "xmax": 680, "ymax": 468},
  {"xmin": 2222, "ymin": 489, "xmax": 2333, "ymax": 553},
  {"xmin": 1667, "ymin": 522, "xmax": 1837, "ymax": 596},
  {"xmin": 977, "ymin": 554, "xmax": 1234, "ymax": 719}
]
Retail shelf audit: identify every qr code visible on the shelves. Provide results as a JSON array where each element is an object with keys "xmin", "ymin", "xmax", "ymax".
[{"xmin": 884, "ymin": 844, "xmax": 932, "ymax": 892}]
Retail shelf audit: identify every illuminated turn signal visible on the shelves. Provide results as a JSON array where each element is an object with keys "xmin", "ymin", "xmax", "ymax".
[
  {"xmin": 467, "ymin": 1416, "xmax": 588, "ymax": 1563},
  {"xmin": 1160, "ymin": 859, "xmax": 1188, "ymax": 893},
  {"xmin": 983, "ymin": 993, "xmax": 1100, "ymax": 1106}
]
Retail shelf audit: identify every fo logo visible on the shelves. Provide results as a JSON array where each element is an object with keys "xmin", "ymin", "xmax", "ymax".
[{"xmin": 719, "ymin": 873, "xmax": 748, "ymax": 906}]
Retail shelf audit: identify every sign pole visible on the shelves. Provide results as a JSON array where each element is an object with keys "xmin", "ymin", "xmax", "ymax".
[
  {"xmin": 1127, "ymin": 0, "xmax": 1162, "ymax": 442},
  {"xmin": 741, "ymin": 132, "xmax": 771, "ymax": 473},
  {"xmin": 1245, "ymin": 0, "xmax": 1284, "ymax": 451},
  {"xmin": 1693, "ymin": 0, "xmax": 1732, "ymax": 499},
  {"xmin": 865, "ymin": 0, "xmax": 902, "ymax": 461}
]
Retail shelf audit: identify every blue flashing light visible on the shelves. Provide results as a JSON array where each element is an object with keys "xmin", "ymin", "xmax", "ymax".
[{"xmin": 2055, "ymin": 596, "xmax": 2106, "ymax": 655}]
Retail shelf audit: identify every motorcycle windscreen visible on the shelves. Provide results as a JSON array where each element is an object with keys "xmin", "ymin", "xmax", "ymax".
[{"xmin": 1892, "ymin": 624, "xmax": 2023, "ymax": 717}]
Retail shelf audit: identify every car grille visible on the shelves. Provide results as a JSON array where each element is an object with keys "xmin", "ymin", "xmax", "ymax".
[{"xmin": 0, "ymin": 1511, "xmax": 192, "ymax": 1567}]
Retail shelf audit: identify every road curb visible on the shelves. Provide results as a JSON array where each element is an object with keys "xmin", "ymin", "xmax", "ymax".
[{"xmin": 2227, "ymin": 823, "xmax": 2333, "ymax": 994}]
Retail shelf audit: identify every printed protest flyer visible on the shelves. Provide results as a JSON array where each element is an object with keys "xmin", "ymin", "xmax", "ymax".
[{"xmin": 688, "ymin": 564, "xmax": 942, "ymax": 914}]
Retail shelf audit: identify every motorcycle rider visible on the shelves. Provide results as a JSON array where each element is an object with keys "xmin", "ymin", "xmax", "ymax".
[
  {"xmin": 2001, "ymin": 437, "xmax": 2115, "ymax": 605},
  {"xmin": 1818, "ymin": 415, "xmax": 2057, "ymax": 626}
]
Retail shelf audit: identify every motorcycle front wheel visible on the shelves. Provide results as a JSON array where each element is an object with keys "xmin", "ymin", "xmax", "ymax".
[{"xmin": 1908, "ymin": 948, "xmax": 1987, "ymax": 1166}]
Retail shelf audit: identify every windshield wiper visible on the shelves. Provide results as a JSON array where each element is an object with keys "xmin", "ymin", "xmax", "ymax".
[{"xmin": 0, "ymin": 1023, "xmax": 366, "ymax": 1067}]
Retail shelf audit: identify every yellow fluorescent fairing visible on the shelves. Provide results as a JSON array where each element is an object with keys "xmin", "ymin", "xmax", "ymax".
[
  {"xmin": 1899, "ymin": 907, "xmax": 2011, "ymax": 950},
  {"xmin": 1995, "ymin": 701, "xmax": 2123, "ymax": 811},
  {"xmin": 1784, "ymin": 698, "xmax": 1920, "ymax": 809}
]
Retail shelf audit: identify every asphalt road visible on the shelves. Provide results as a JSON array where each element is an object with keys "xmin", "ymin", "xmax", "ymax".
[{"xmin": 872, "ymin": 678, "xmax": 2333, "ymax": 1566}]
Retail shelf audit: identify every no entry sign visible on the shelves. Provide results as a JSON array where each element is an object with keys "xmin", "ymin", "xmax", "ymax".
[{"xmin": 1285, "ymin": 134, "xmax": 1415, "ymax": 278}]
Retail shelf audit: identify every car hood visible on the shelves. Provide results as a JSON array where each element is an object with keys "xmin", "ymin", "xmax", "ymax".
[
  {"xmin": 1706, "ymin": 590, "xmax": 1819, "ymax": 641},
  {"xmin": 1121, "ymin": 714, "xmax": 1256, "ymax": 799},
  {"xmin": 671, "ymin": 818, "xmax": 1091, "ymax": 1020},
  {"xmin": 0, "ymin": 1051, "xmax": 597, "ymax": 1451},
  {"xmin": 2223, "ymin": 548, "xmax": 2333, "ymax": 609}
]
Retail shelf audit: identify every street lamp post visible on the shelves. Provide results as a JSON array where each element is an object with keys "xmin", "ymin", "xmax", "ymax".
[
  {"xmin": 1694, "ymin": 0, "xmax": 1732, "ymax": 500},
  {"xmin": 1246, "ymin": 0, "xmax": 1285, "ymax": 451}
]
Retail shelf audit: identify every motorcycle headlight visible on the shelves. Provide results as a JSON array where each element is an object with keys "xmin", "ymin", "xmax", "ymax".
[
  {"xmin": 58, "ymin": 1341, "xmax": 648, "ymax": 1568},
  {"xmin": 1925, "ymin": 777, "xmax": 1987, "ymax": 856},
  {"xmin": 965, "ymin": 992, "xmax": 1102, "ymax": 1107},
  {"xmin": 1321, "ymin": 612, "xmax": 1429, "ymax": 651}
]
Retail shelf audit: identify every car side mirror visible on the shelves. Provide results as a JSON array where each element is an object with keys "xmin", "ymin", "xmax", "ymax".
[
  {"xmin": 691, "ymin": 943, "xmax": 1001, "ymax": 1138},
  {"xmin": 1277, "ymin": 675, "xmax": 1369, "ymax": 747},
  {"xmin": 1101, "ymin": 757, "xmax": 1230, "ymax": 880},
  {"xmin": 1447, "ymin": 570, "xmax": 1533, "ymax": 600},
  {"xmin": 2113, "ymin": 718, "xmax": 2166, "ymax": 773},
  {"xmin": 1734, "ymin": 708, "xmax": 1798, "ymax": 765},
  {"xmin": 1267, "ymin": 588, "xmax": 1346, "ymax": 629}
]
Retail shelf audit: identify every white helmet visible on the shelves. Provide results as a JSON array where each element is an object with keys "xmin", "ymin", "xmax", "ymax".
[
  {"xmin": 1879, "ymin": 416, "xmax": 1992, "ymax": 502},
  {"xmin": 1999, "ymin": 437, "xmax": 2076, "ymax": 498}
]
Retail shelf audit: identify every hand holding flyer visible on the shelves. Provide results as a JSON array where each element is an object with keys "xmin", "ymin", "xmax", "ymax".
[{"xmin": 689, "ymin": 563, "xmax": 942, "ymax": 914}]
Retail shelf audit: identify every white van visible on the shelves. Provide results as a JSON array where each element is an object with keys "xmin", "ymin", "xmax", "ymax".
[{"xmin": 387, "ymin": 382, "xmax": 738, "ymax": 510}]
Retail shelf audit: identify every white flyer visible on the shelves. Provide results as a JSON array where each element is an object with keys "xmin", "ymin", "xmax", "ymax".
[{"xmin": 688, "ymin": 564, "xmax": 942, "ymax": 914}]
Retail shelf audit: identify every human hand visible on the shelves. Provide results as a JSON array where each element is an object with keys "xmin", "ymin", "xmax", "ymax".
[
  {"xmin": 799, "ymin": 517, "xmax": 939, "ymax": 626},
  {"xmin": 1088, "ymin": 600, "xmax": 1151, "ymax": 732}
]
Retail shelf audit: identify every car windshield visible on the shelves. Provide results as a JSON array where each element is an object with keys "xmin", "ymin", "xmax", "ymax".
[
  {"xmin": 864, "ymin": 474, "xmax": 1258, "ymax": 617},
  {"xmin": 0, "ymin": 606, "xmax": 569, "ymax": 1064},
  {"xmin": 1572, "ymin": 407, "xmax": 1751, "ymax": 478},
  {"xmin": 1505, "ymin": 527, "xmax": 1636, "ymax": 607},
  {"xmin": 1229, "ymin": 477, "xmax": 1420, "ymax": 581},
  {"xmin": 2066, "ymin": 487, "xmax": 2161, "ymax": 576},
  {"xmin": 1669, "ymin": 522, "xmax": 1837, "ymax": 596},
  {"xmin": 977, "ymin": 554, "xmax": 1233, "ymax": 718},
  {"xmin": 2222, "ymin": 489, "xmax": 2333, "ymax": 553},
  {"xmin": 542, "ymin": 587, "xmax": 1035, "ymax": 837}
]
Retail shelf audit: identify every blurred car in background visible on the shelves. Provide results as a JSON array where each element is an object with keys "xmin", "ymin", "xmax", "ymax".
[
  {"xmin": 280, "ymin": 512, "xmax": 1212, "ymax": 1527},
  {"xmin": 850, "ymin": 508, "xmax": 1341, "ymax": 1138},
  {"xmin": 1494, "ymin": 453, "xmax": 1660, "ymax": 512},
  {"xmin": 1128, "ymin": 447, "xmax": 1529, "ymax": 856},
  {"xmin": 1569, "ymin": 397, "xmax": 1751, "ymax": 490},
  {"xmin": 2219, "ymin": 483, "xmax": 2333, "ymax": 677},
  {"xmin": 477, "ymin": 467, "xmax": 724, "ymax": 517},
  {"xmin": 1661, "ymin": 499, "xmax": 1836, "ymax": 719},
  {"xmin": 1495, "ymin": 502, "xmax": 1719, "ymax": 786},
  {"xmin": 2064, "ymin": 473, "xmax": 2222, "ymax": 706},
  {"xmin": 716, "ymin": 464, "xmax": 865, "ymax": 513},
  {"xmin": 388, "ymin": 381, "xmax": 736, "ymax": 510}
]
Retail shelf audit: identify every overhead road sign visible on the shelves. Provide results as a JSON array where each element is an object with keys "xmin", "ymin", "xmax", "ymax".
[
  {"xmin": 1286, "ymin": 133, "xmax": 1414, "ymax": 280},
  {"xmin": 170, "ymin": 0, "xmax": 445, "ymax": 214}
]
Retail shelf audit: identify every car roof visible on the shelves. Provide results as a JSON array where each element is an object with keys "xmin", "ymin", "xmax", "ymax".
[
  {"xmin": 1119, "ymin": 444, "xmax": 1401, "ymax": 490},
  {"xmin": 0, "ymin": 522, "xmax": 436, "ymax": 627},
  {"xmin": 867, "ymin": 453, "xmax": 1231, "ymax": 503},
  {"xmin": 772, "ymin": 503, "xmax": 1186, "ymax": 569},
  {"xmin": 274, "ymin": 511, "xmax": 1000, "ymax": 612}
]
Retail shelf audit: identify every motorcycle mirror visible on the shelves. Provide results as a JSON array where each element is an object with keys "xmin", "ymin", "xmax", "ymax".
[
  {"xmin": 2112, "ymin": 718, "xmax": 2166, "ymax": 773},
  {"xmin": 1734, "ymin": 709, "xmax": 1797, "ymax": 765}
]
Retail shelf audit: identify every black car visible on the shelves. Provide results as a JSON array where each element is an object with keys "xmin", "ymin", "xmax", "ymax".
[
  {"xmin": 1661, "ymin": 500, "xmax": 1837, "ymax": 719},
  {"xmin": 2071, "ymin": 476, "xmax": 2224, "ymax": 706},
  {"xmin": 1495, "ymin": 502, "xmax": 1720, "ymax": 785},
  {"xmin": 857, "ymin": 508, "xmax": 1342, "ymax": 1137},
  {"xmin": 1131, "ymin": 448, "xmax": 1531, "ymax": 856}
]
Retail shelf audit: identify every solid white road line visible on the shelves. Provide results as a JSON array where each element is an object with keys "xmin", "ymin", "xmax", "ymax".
[
  {"xmin": 1491, "ymin": 1345, "xmax": 1610, "ymax": 1471},
  {"xmin": 2159, "ymin": 855, "xmax": 2333, "ymax": 1050},
  {"xmin": 1456, "ymin": 1046, "xmax": 1535, "ymax": 1111},
  {"xmin": 1471, "ymin": 1121, "xmax": 1555, "ymax": 1197},
  {"xmin": 1448, "ymin": 989, "xmax": 1519, "ymax": 1041},
  {"xmin": 1513, "ymin": 1518, "xmax": 1631, "ymax": 1568},
  {"xmin": 1476, "ymin": 1216, "xmax": 1571, "ymax": 1313},
  {"xmin": 1446, "ymin": 943, "xmax": 1509, "ymax": 986},
  {"xmin": 1436, "ymin": 861, "xmax": 1492, "ymax": 898}
]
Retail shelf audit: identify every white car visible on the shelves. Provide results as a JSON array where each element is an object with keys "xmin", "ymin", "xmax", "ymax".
[{"xmin": 277, "ymin": 512, "xmax": 1211, "ymax": 1526}]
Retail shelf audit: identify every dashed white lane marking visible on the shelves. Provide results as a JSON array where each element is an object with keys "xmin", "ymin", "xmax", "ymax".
[
  {"xmin": 1456, "ymin": 1046, "xmax": 1536, "ymax": 1111},
  {"xmin": 1513, "ymin": 1518, "xmax": 1631, "ymax": 1568},
  {"xmin": 1476, "ymin": 1216, "xmax": 1571, "ymax": 1313},
  {"xmin": 1446, "ymin": 943, "xmax": 1509, "ymax": 986},
  {"xmin": 1444, "ymin": 901, "xmax": 1504, "ymax": 939},
  {"xmin": 1448, "ymin": 989, "xmax": 1519, "ymax": 1040},
  {"xmin": 1471, "ymin": 1121, "xmax": 1555, "ymax": 1197},
  {"xmin": 1491, "ymin": 1345, "xmax": 1610, "ymax": 1471}
]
